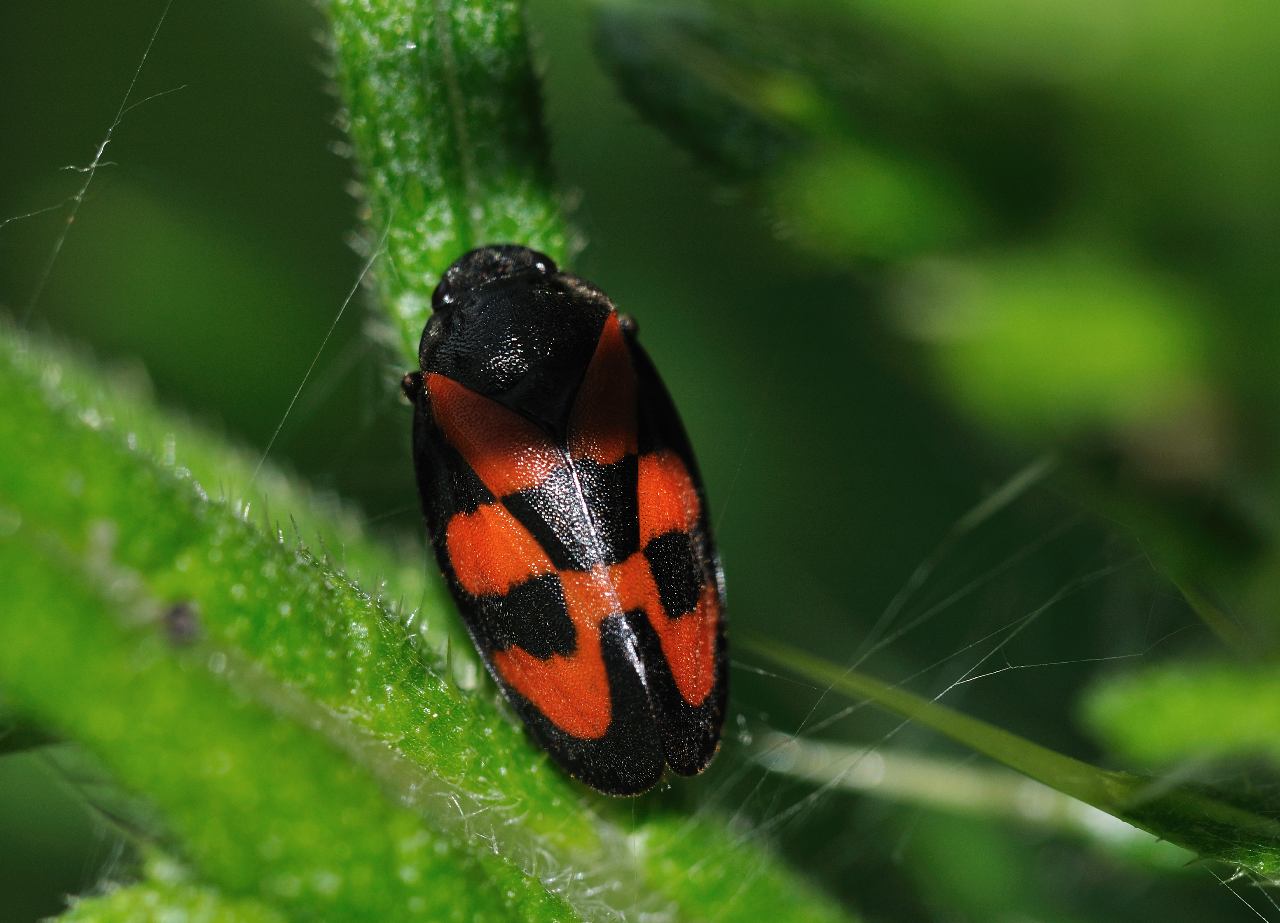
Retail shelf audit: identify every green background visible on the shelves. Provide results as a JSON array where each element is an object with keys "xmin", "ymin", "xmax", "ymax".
[{"xmin": 2, "ymin": 1, "xmax": 1274, "ymax": 919}]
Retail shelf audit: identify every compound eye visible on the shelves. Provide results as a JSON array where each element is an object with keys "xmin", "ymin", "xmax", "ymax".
[{"xmin": 431, "ymin": 280, "xmax": 456, "ymax": 312}]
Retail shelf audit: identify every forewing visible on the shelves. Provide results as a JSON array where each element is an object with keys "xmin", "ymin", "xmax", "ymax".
[
  {"xmin": 621, "ymin": 334, "xmax": 729, "ymax": 777},
  {"xmin": 415, "ymin": 373, "xmax": 663, "ymax": 794}
]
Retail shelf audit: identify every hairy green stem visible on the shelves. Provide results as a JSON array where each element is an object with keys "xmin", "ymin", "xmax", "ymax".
[
  {"xmin": 0, "ymin": 533, "xmax": 573, "ymax": 921},
  {"xmin": 325, "ymin": 0, "xmax": 571, "ymax": 361}
]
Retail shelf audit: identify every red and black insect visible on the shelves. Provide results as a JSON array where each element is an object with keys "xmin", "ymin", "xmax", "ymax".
[{"xmin": 402, "ymin": 245, "xmax": 727, "ymax": 795}]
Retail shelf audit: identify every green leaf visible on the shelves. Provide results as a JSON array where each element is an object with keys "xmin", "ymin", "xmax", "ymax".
[
  {"xmin": 753, "ymin": 636, "xmax": 1280, "ymax": 875},
  {"xmin": 0, "ymin": 324, "xmax": 568, "ymax": 817},
  {"xmin": 639, "ymin": 812, "xmax": 848, "ymax": 923},
  {"xmin": 770, "ymin": 146, "xmax": 974, "ymax": 262},
  {"xmin": 897, "ymin": 251, "xmax": 1209, "ymax": 436},
  {"xmin": 0, "ymin": 522, "xmax": 573, "ymax": 921},
  {"xmin": 595, "ymin": 3, "xmax": 802, "ymax": 178},
  {"xmin": 1084, "ymin": 661, "xmax": 1280, "ymax": 766},
  {"xmin": 594, "ymin": 1, "xmax": 974, "ymax": 262},
  {"xmin": 58, "ymin": 880, "xmax": 287, "ymax": 923},
  {"xmin": 0, "ymin": 713, "xmax": 57, "ymax": 756}
]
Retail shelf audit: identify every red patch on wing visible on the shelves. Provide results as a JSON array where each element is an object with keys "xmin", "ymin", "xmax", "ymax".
[
  {"xmin": 638, "ymin": 451, "xmax": 700, "ymax": 543},
  {"xmin": 494, "ymin": 547, "xmax": 719, "ymax": 737},
  {"xmin": 492, "ymin": 601, "xmax": 612, "ymax": 739},
  {"xmin": 491, "ymin": 557, "xmax": 657, "ymax": 741},
  {"xmin": 636, "ymin": 452, "xmax": 718, "ymax": 706},
  {"xmin": 647, "ymin": 582, "xmax": 720, "ymax": 708},
  {"xmin": 427, "ymin": 373, "xmax": 562, "ymax": 496},
  {"xmin": 445, "ymin": 504, "xmax": 554, "ymax": 597},
  {"xmin": 594, "ymin": 553, "xmax": 719, "ymax": 709},
  {"xmin": 436, "ymin": 350, "xmax": 717, "ymax": 736},
  {"xmin": 562, "ymin": 556, "xmax": 661, "ymax": 625},
  {"xmin": 568, "ymin": 314, "xmax": 637, "ymax": 465}
]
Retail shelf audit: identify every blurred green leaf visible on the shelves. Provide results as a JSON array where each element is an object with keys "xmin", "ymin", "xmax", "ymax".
[
  {"xmin": 595, "ymin": 1, "xmax": 975, "ymax": 262},
  {"xmin": 595, "ymin": 3, "xmax": 802, "ymax": 177},
  {"xmin": 1085, "ymin": 662, "xmax": 1280, "ymax": 766},
  {"xmin": 897, "ymin": 252, "xmax": 1208, "ymax": 436},
  {"xmin": 640, "ymin": 813, "xmax": 852, "ymax": 923},
  {"xmin": 906, "ymin": 814, "xmax": 1092, "ymax": 923},
  {"xmin": 0, "ymin": 713, "xmax": 57, "ymax": 756},
  {"xmin": 771, "ymin": 146, "xmax": 974, "ymax": 262},
  {"xmin": 593, "ymin": 0, "xmax": 1280, "ymax": 641},
  {"xmin": 596, "ymin": 0, "xmax": 1280, "ymax": 249}
]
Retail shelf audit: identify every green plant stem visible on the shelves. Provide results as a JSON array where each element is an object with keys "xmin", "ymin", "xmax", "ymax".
[
  {"xmin": 325, "ymin": 0, "xmax": 571, "ymax": 361},
  {"xmin": 752, "ymin": 733, "xmax": 1191, "ymax": 868},
  {"xmin": 0, "ymin": 326, "xmax": 608, "ymax": 909},
  {"xmin": 757, "ymin": 638, "xmax": 1129, "ymax": 808},
  {"xmin": 0, "ymin": 324, "xmax": 592, "ymax": 830},
  {"xmin": 754, "ymin": 636, "xmax": 1280, "ymax": 875},
  {"xmin": 0, "ymin": 533, "xmax": 572, "ymax": 921}
]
